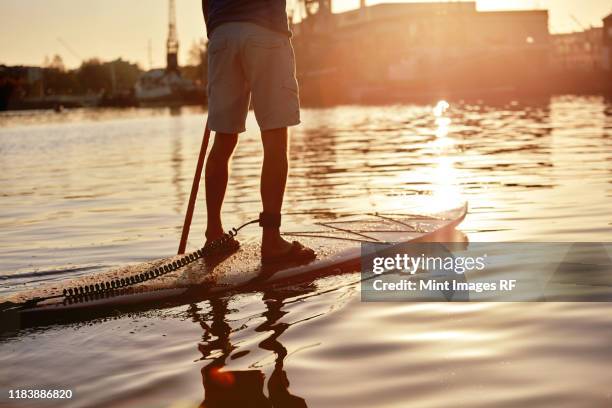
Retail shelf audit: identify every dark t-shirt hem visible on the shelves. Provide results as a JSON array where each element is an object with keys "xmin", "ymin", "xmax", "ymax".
[{"xmin": 207, "ymin": 17, "xmax": 291, "ymax": 38}]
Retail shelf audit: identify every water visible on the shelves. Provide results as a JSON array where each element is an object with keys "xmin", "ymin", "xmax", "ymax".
[{"xmin": 1, "ymin": 96, "xmax": 611, "ymax": 407}]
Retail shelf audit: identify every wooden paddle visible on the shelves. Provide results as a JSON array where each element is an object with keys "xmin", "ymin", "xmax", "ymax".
[{"xmin": 178, "ymin": 120, "xmax": 212, "ymax": 255}]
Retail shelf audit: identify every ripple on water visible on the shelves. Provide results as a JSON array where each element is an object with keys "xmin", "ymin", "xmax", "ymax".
[{"xmin": 1, "ymin": 97, "xmax": 611, "ymax": 407}]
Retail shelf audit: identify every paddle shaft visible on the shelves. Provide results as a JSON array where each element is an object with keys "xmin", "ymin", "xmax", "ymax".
[{"xmin": 178, "ymin": 120, "xmax": 212, "ymax": 254}]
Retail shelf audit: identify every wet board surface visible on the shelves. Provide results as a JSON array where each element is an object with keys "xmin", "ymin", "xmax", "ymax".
[{"xmin": 2, "ymin": 203, "xmax": 467, "ymax": 322}]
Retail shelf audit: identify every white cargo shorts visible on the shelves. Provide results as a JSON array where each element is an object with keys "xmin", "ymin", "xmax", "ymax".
[{"xmin": 207, "ymin": 22, "xmax": 301, "ymax": 134}]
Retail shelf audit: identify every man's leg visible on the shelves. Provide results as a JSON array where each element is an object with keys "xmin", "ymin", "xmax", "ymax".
[
  {"xmin": 205, "ymin": 132, "xmax": 238, "ymax": 243},
  {"xmin": 260, "ymin": 127, "xmax": 294, "ymax": 257}
]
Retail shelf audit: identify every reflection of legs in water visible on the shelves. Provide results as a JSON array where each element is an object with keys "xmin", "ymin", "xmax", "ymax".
[
  {"xmin": 192, "ymin": 287, "xmax": 311, "ymax": 408},
  {"xmin": 192, "ymin": 299, "xmax": 233, "ymax": 365},
  {"xmin": 258, "ymin": 289, "xmax": 308, "ymax": 408},
  {"xmin": 194, "ymin": 299, "xmax": 270, "ymax": 408}
]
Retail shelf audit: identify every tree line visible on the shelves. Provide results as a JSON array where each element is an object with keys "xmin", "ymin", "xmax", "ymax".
[{"xmin": 0, "ymin": 40, "xmax": 208, "ymax": 110}]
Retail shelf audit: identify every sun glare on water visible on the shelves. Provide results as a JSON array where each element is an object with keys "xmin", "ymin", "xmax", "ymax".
[
  {"xmin": 429, "ymin": 100, "xmax": 463, "ymax": 209},
  {"xmin": 433, "ymin": 100, "xmax": 452, "ymax": 141}
]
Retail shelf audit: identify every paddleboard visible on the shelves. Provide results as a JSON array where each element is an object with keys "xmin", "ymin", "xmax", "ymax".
[{"xmin": 1, "ymin": 203, "xmax": 467, "ymax": 327}]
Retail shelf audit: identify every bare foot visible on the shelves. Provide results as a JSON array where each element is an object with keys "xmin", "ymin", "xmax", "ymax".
[
  {"xmin": 261, "ymin": 233, "xmax": 316, "ymax": 264},
  {"xmin": 261, "ymin": 234, "xmax": 295, "ymax": 258},
  {"xmin": 205, "ymin": 227, "xmax": 225, "ymax": 247},
  {"xmin": 203, "ymin": 229, "xmax": 240, "ymax": 256}
]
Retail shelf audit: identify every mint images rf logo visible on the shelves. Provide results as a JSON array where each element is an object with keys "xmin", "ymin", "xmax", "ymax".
[{"xmin": 370, "ymin": 277, "xmax": 517, "ymax": 295}]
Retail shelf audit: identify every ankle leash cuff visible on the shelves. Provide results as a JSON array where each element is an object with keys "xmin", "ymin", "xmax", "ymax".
[{"xmin": 259, "ymin": 212, "xmax": 281, "ymax": 228}]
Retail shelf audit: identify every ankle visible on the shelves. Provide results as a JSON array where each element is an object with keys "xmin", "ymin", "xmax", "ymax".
[
  {"xmin": 206, "ymin": 227, "xmax": 224, "ymax": 241},
  {"xmin": 262, "ymin": 228, "xmax": 281, "ymax": 243}
]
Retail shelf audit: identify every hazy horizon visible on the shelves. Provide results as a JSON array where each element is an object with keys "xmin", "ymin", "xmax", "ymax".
[{"xmin": 1, "ymin": 0, "xmax": 611, "ymax": 70}]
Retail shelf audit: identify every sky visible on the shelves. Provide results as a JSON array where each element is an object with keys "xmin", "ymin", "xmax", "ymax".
[{"xmin": 1, "ymin": 0, "xmax": 611, "ymax": 69}]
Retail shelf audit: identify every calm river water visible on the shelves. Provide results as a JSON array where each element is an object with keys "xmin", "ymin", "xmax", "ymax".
[{"xmin": 1, "ymin": 96, "xmax": 611, "ymax": 407}]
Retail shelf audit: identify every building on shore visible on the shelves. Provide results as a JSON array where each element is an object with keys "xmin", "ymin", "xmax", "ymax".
[
  {"xmin": 552, "ymin": 27, "xmax": 604, "ymax": 71},
  {"xmin": 546, "ymin": 14, "xmax": 611, "ymax": 94},
  {"xmin": 291, "ymin": 1, "xmax": 550, "ymax": 103},
  {"xmin": 603, "ymin": 14, "xmax": 612, "ymax": 71},
  {"xmin": 0, "ymin": 65, "xmax": 106, "ymax": 110}
]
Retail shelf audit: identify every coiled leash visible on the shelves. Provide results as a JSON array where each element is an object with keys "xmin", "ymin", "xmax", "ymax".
[{"xmin": 12, "ymin": 218, "xmax": 260, "ymax": 310}]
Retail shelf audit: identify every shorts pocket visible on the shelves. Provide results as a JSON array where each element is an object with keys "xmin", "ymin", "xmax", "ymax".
[{"xmin": 282, "ymin": 77, "xmax": 299, "ymax": 94}]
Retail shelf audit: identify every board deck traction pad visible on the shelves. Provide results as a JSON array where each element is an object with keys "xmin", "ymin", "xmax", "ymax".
[
  {"xmin": 4, "ymin": 204, "xmax": 467, "ymax": 312},
  {"xmin": 9, "ymin": 219, "xmax": 260, "ymax": 310}
]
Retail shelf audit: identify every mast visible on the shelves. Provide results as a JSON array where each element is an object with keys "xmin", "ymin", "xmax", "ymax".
[{"xmin": 166, "ymin": 0, "xmax": 179, "ymax": 73}]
